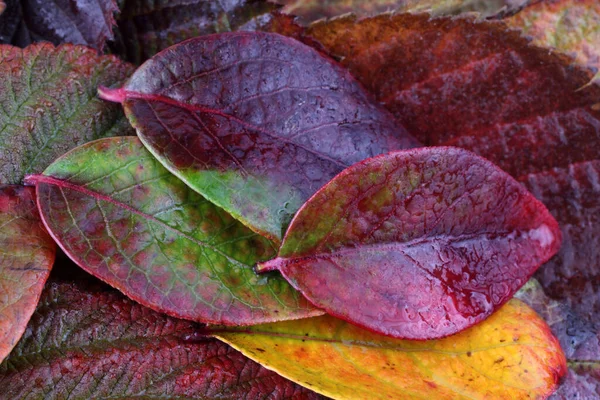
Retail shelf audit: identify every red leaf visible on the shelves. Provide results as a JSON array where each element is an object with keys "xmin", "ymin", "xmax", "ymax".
[
  {"xmin": 0, "ymin": 185, "xmax": 55, "ymax": 362},
  {"xmin": 300, "ymin": 13, "xmax": 600, "ymax": 179},
  {"xmin": 258, "ymin": 147, "xmax": 561, "ymax": 339},
  {"xmin": 0, "ymin": 266, "xmax": 324, "ymax": 399},
  {"xmin": 102, "ymin": 31, "xmax": 419, "ymax": 241}
]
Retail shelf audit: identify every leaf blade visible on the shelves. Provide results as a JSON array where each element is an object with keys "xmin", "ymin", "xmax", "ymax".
[
  {"xmin": 0, "ymin": 272, "xmax": 324, "ymax": 399},
  {"xmin": 28, "ymin": 136, "xmax": 321, "ymax": 325},
  {"xmin": 262, "ymin": 147, "xmax": 561, "ymax": 339},
  {"xmin": 214, "ymin": 299, "xmax": 566, "ymax": 400},
  {"xmin": 0, "ymin": 43, "xmax": 134, "ymax": 185},
  {"xmin": 107, "ymin": 31, "xmax": 419, "ymax": 241}
]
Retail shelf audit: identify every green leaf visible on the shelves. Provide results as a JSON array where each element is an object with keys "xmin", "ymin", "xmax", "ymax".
[
  {"xmin": 0, "ymin": 43, "xmax": 134, "ymax": 185},
  {"xmin": 26, "ymin": 136, "xmax": 321, "ymax": 325},
  {"xmin": 0, "ymin": 185, "xmax": 55, "ymax": 363}
]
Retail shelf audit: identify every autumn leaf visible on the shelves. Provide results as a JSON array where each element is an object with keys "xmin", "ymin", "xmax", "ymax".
[
  {"xmin": 110, "ymin": 0, "xmax": 280, "ymax": 64},
  {"xmin": 507, "ymin": 0, "xmax": 600, "ymax": 83},
  {"xmin": 258, "ymin": 147, "xmax": 561, "ymax": 339},
  {"xmin": 101, "ymin": 31, "xmax": 418, "ymax": 241},
  {"xmin": 300, "ymin": 13, "xmax": 600, "ymax": 179},
  {"xmin": 0, "ymin": 266, "xmax": 324, "ymax": 399},
  {"xmin": 213, "ymin": 299, "xmax": 566, "ymax": 399},
  {"xmin": 17, "ymin": 0, "xmax": 119, "ymax": 50},
  {"xmin": 0, "ymin": 185, "xmax": 55, "ymax": 363},
  {"xmin": 26, "ymin": 136, "xmax": 321, "ymax": 325},
  {"xmin": 0, "ymin": 43, "xmax": 134, "ymax": 185}
]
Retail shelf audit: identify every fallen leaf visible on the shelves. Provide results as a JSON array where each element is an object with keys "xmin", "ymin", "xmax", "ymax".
[
  {"xmin": 17, "ymin": 0, "xmax": 118, "ymax": 50},
  {"xmin": 257, "ymin": 147, "xmax": 561, "ymax": 339},
  {"xmin": 0, "ymin": 185, "xmax": 55, "ymax": 363},
  {"xmin": 102, "ymin": 31, "xmax": 418, "ymax": 242},
  {"xmin": 213, "ymin": 299, "xmax": 566, "ymax": 399},
  {"xmin": 273, "ymin": 0, "xmax": 532, "ymax": 24},
  {"xmin": 507, "ymin": 0, "xmax": 600, "ymax": 82},
  {"xmin": 303, "ymin": 13, "xmax": 600, "ymax": 178},
  {"xmin": 111, "ymin": 0, "xmax": 280, "ymax": 64},
  {"xmin": 26, "ymin": 137, "xmax": 321, "ymax": 325},
  {"xmin": 522, "ymin": 160, "xmax": 600, "ymax": 322},
  {"xmin": 0, "ymin": 269, "xmax": 324, "ymax": 399},
  {"xmin": 0, "ymin": 43, "xmax": 134, "ymax": 185}
]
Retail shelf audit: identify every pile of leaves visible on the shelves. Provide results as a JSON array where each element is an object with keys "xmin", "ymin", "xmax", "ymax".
[{"xmin": 1, "ymin": 0, "xmax": 599, "ymax": 398}]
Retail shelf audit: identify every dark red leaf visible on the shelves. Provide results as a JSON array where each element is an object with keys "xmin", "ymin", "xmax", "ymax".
[
  {"xmin": 19, "ymin": 0, "xmax": 119, "ymax": 50},
  {"xmin": 300, "ymin": 13, "xmax": 600, "ymax": 179},
  {"xmin": 258, "ymin": 147, "xmax": 561, "ymax": 339},
  {"xmin": 111, "ymin": 0, "xmax": 281, "ymax": 64},
  {"xmin": 0, "ymin": 266, "xmax": 324, "ymax": 399},
  {"xmin": 102, "ymin": 31, "xmax": 419, "ymax": 241}
]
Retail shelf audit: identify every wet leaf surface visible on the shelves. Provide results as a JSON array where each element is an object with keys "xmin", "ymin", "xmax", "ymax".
[
  {"xmin": 258, "ymin": 147, "xmax": 561, "ymax": 339},
  {"xmin": 104, "ymin": 31, "xmax": 418, "ymax": 241},
  {"xmin": 0, "ymin": 265, "xmax": 325, "ymax": 399},
  {"xmin": 302, "ymin": 13, "xmax": 600, "ymax": 179},
  {"xmin": 0, "ymin": 185, "xmax": 55, "ymax": 363},
  {"xmin": 19, "ymin": 0, "xmax": 119, "ymax": 50},
  {"xmin": 507, "ymin": 0, "xmax": 600, "ymax": 82},
  {"xmin": 26, "ymin": 137, "xmax": 320, "ymax": 325},
  {"xmin": 0, "ymin": 43, "xmax": 134, "ymax": 185},
  {"xmin": 214, "ymin": 299, "xmax": 566, "ymax": 400},
  {"xmin": 110, "ymin": 0, "xmax": 280, "ymax": 64}
]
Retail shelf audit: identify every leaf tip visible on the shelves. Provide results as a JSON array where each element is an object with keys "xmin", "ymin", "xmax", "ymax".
[{"xmin": 98, "ymin": 86, "xmax": 127, "ymax": 103}]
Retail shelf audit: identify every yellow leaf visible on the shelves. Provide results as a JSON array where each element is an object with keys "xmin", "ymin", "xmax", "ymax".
[{"xmin": 214, "ymin": 299, "xmax": 566, "ymax": 399}]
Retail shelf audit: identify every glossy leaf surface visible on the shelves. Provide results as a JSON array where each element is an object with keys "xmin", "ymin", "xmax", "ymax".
[
  {"xmin": 523, "ymin": 160, "xmax": 600, "ymax": 322},
  {"xmin": 304, "ymin": 13, "xmax": 600, "ymax": 179},
  {"xmin": 106, "ymin": 31, "xmax": 418, "ymax": 241},
  {"xmin": 507, "ymin": 0, "xmax": 600, "ymax": 82},
  {"xmin": 111, "ymin": 0, "xmax": 280, "ymax": 64},
  {"xmin": 0, "ymin": 43, "xmax": 133, "ymax": 185},
  {"xmin": 27, "ymin": 137, "xmax": 320, "ymax": 325},
  {"xmin": 0, "ymin": 271, "xmax": 324, "ymax": 399},
  {"xmin": 0, "ymin": 186, "xmax": 55, "ymax": 363},
  {"xmin": 20, "ymin": 0, "xmax": 119, "ymax": 50},
  {"xmin": 259, "ymin": 147, "xmax": 561, "ymax": 339},
  {"xmin": 214, "ymin": 299, "xmax": 566, "ymax": 400}
]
